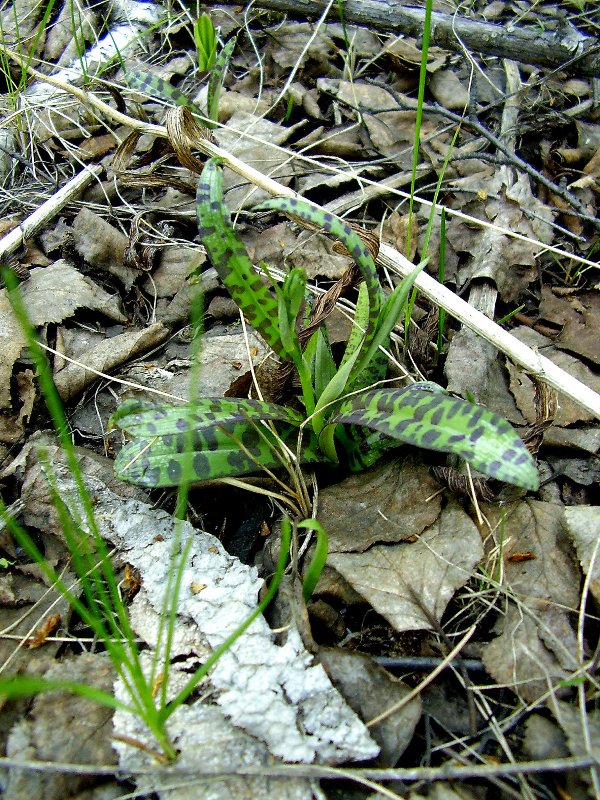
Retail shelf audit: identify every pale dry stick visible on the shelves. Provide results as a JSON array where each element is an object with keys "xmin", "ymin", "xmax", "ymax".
[
  {"xmin": 11, "ymin": 60, "xmax": 600, "ymax": 418},
  {"xmin": 0, "ymin": 163, "xmax": 102, "ymax": 260}
]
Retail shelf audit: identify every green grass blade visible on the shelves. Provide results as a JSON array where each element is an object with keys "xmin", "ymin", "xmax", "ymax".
[
  {"xmin": 197, "ymin": 161, "xmax": 289, "ymax": 358},
  {"xmin": 298, "ymin": 519, "xmax": 328, "ymax": 602},
  {"xmin": 0, "ymin": 676, "xmax": 135, "ymax": 714},
  {"xmin": 333, "ymin": 383, "xmax": 539, "ymax": 490}
]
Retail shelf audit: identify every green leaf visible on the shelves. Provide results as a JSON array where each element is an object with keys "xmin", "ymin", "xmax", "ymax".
[
  {"xmin": 207, "ymin": 36, "xmax": 236, "ymax": 123},
  {"xmin": 298, "ymin": 519, "xmax": 328, "ymax": 601},
  {"xmin": 277, "ymin": 267, "xmax": 306, "ymax": 356},
  {"xmin": 114, "ymin": 421, "xmax": 321, "ymax": 487},
  {"xmin": 126, "ymin": 70, "xmax": 204, "ymax": 118},
  {"xmin": 349, "ymin": 259, "xmax": 427, "ymax": 390},
  {"xmin": 197, "ymin": 161, "xmax": 289, "ymax": 359},
  {"xmin": 313, "ymin": 326, "xmax": 337, "ymax": 400},
  {"xmin": 333, "ymin": 383, "xmax": 539, "ymax": 490},
  {"xmin": 195, "ymin": 13, "xmax": 217, "ymax": 71},
  {"xmin": 340, "ymin": 280, "xmax": 369, "ymax": 371},
  {"xmin": 110, "ymin": 397, "xmax": 304, "ymax": 436},
  {"xmin": 110, "ymin": 399, "xmax": 321, "ymax": 487}
]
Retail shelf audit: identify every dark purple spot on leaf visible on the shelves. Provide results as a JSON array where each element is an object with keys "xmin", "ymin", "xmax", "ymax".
[
  {"xmin": 193, "ymin": 452, "xmax": 210, "ymax": 478},
  {"xmin": 430, "ymin": 408, "xmax": 444, "ymax": 426},
  {"xmin": 421, "ymin": 429, "xmax": 439, "ymax": 446},
  {"xmin": 167, "ymin": 459, "xmax": 182, "ymax": 482},
  {"xmin": 144, "ymin": 465, "xmax": 161, "ymax": 485},
  {"xmin": 469, "ymin": 426, "xmax": 485, "ymax": 443}
]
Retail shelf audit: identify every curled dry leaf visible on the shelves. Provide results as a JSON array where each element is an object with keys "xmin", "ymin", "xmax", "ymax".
[
  {"xmin": 0, "ymin": 262, "xmax": 126, "ymax": 409},
  {"xmin": 53, "ymin": 321, "xmax": 169, "ymax": 401}
]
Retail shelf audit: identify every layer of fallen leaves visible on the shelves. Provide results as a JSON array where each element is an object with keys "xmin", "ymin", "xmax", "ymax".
[{"xmin": 0, "ymin": 0, "xmax": 599, "ymax": 798}]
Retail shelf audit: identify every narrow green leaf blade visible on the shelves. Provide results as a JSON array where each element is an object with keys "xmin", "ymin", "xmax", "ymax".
[
  {"xmin": 333, "ymin": 383, "xmax": 539, "ymax": 490},
  {"xmin": 298, "ymin": 519, "xmax": 328, "ymax": 602},
  {"xmin": 313, "ymin": 326, "xmax": 336, "ymax": 399},
  {"xmin": 207, "ymin": 36, "xmax": 236, "ymax": 122},
  {"xmin": 197, "ymin": 161, "xmax": 288, "ymax": 358}
]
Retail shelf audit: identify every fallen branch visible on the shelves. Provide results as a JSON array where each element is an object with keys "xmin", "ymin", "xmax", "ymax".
[
  {"xmin": 0, "ymin": 165, "xmax": 102, "ymax": 261},
  {"xmin": 0, "ymin": 753, "xmax": 597, "ymax": 783},
  {"xmin": 223, "ymin": 0, "xmax": 600, "ymax": 77}
]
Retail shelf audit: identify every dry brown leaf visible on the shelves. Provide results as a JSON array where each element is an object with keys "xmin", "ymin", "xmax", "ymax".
[
  {"xmin": 540, "ymin": 287, "xmax": 600, "ymax": 367},
  {"xmin": 23, "ymin": 261, "xmax": 127, "ymax": 326},
  {"xmin": 328, "ymin": 501, "xmax": 482, "ymax": 633},
  {"xmin": 318, "ymin": 456, "xmax": 443, "ymax": 554},
  {"xmin": 216, "ymin": 112, "xmax": 300, "ymax": 209},
  {"xmin": 53, "ymin": 322, "xmax": 169, "ymax": 401},
  {"xmin": 428, "ymin": 68, "xmax": 469, "ymax": 110},
  {"xmin": 318, "ymin": 648, "xmax": 421, "ymax": 766},
  {"xmin": 0, "ymin": 291, "xmax": 28, "ymax": 410},
  {"xmin": 480, "ymin": 499, "xmax": 580, "ymax": 702},
  {"xmin": 72, "ymin": 208, "xmax": 136, "ymax": 290},
  {"xmin": 507, "ymin": 327, "xmax": 600, "ymax": 426},
  {"xmin": 3, "ymin": 654, "xmax": 116, "ymax": 800},
  {"xmin": 445, "ymin": 329, "xmax": 525, "ymax": 424},
  {"xmin": 564, "ymin": 505, "xmax": 600, "ymax": 605},
  {"xmin": 447, "ymin": 173, "xmax": 554, "ymax": 301},
  {"xmin": 247, "ymin": 220, "xmax": 353, "ymax": 280},
  {"xmin": 0, "ymin": 263, "xmax": 125, "ymax": 409},
  {"xmin": 268, "ymin": 22, "xmax": 335, "ymax": 71}
]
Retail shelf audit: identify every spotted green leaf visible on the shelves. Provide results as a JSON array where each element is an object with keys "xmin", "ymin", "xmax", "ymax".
[
  {"xmin": 111, "ymin": 397, "xmax": 304, "ymax": 435},
  {"xmin": 110, "ymin": 399, "xmax": 320, "ymax": 487},
  {"xmin": 255, "ymin": 196, "xmax": 385, "ymax": 352},
  {"xmin": 126, "ymin": 70, "xmax": 205, "ymax": 118},
  {"xmin": 197, "ymin": 160, "xmax": 290, "ymax": 359},
  {"xmin": 332, "ymin": 383, "xmax": 539, "ymax": 490}
]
